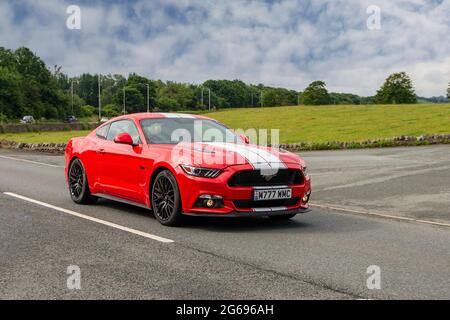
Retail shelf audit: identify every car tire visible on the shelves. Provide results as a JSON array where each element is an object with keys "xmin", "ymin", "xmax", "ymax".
[
  {"xmin": 151, "ymin": 170, "xmax": 183, "ymax": 226},
  {"xmin": 68, "ymin": 158, "xmax": 97, "ymax": 205},
  {"xmin": 269, "ymin": 214, "xmax": 297, "ymax": 220}
]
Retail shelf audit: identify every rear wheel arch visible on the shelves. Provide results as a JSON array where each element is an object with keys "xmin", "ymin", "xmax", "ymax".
[
  {"xmin": 67, "ymin": 156, "xmax": 80, "ymax": 179},
  {"xmin": 68, "ymin": 155, "xmax": 79, "ymax": 167},
  {"xmin": 68, "ymin": 157, "xmax": 97, "ymax": 204},
  {"xmin": 68, "ymin": 155, "xmax": 95, "ymax": 191}
]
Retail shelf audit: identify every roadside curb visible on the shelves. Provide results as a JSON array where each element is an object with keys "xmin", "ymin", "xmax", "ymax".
[{"xmin": 311, "ymin": 202, "xmax": 450, "ymax": 229}]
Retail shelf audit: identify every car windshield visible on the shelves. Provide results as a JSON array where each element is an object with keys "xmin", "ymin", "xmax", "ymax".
[{"xmin": 140, "ymin": 118, "xmax": 241, "ymax": 144}]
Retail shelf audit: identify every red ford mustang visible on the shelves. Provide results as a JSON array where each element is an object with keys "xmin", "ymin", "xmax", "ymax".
[{"xmin": 65, "ymin": 113, "xmax": 311, "ymax": 226}]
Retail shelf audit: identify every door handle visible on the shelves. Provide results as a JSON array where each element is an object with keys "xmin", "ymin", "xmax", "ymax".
[{"xmin": 96, "ymin": 148, "xmax": 105, "ymax": 154}]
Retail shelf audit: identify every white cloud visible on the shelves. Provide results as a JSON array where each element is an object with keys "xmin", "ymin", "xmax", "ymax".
[{"xmin": 0, "ymin": 0, "xmax": 449, "ymax": 96}]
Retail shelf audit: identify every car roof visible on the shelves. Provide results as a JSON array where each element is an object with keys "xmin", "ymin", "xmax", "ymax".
[{"xmin": 108, "ymin": 112, "xmax": 213, "ymax": 122}]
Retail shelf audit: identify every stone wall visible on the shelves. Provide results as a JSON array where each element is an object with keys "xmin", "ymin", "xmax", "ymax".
[
  {"xmin": 0, "ymin": 140, "xmax": 67, "ymax": 154},
  {"xmin": 275, "ymin": 134, "xmax": 450, "ymax": 151}
]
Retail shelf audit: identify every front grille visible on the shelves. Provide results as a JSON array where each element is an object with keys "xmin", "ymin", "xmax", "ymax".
[
  {"xmin": 234, "ymin": 198, "xmax": 299, "ymax": 209},
  {"xmin": 228, "ymin": 169, "xmax": 304, "ymax": 187}
]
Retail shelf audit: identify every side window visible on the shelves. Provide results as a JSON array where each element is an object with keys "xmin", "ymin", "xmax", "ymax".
[
  {"xmin": 106, "ymin": 120, "xmax": 141, "ymax": 144},
  {"xmin": 96, "ymin": 124, "xmax": 110, "ymax": 139},
  {"xmin": 142, "ymin": 121, "xmax": 171, "ymax": 144}
]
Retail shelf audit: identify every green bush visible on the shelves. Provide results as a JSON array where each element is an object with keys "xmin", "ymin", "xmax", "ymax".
[
  {"xmin": 81, "ymin": 105, "xmax": 95, "ymax": 117},
  {"xmin": 157, "ymin": 96, "xmax": 180, "ymax": 111},
  {"xmin": 102, "ymin": 104, "xmax": 120, "ymax": 117},
  {"xmin": 0, "ymin": 113, "xmax": 8, "ymax": 124}
]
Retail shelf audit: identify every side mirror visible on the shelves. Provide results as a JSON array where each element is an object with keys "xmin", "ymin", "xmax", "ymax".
[
  {"xmin": 114, "ymin": 132, "xmax": 135, "ymax": 146},
  {"xmin": 240, "ymin": 134, "xmax": 250, "ymax": 144}
]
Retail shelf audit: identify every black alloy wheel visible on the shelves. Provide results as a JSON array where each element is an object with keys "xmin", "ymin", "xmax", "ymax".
[
  {"xmin": 151, "ymin": 170, "xmax": 183, "ymax": 226},
  {"xmin": 68, "ymin": 158, "xmax": 97, "ymax": 204}
]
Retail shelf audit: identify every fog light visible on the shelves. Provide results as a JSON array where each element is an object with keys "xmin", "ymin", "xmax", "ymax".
[
  {"xmin": 194, "ymin": 195, "xmax": 224, "ymax": 208},
  {"xmin": 302, "ymin": 192, "xmax": 311, "ymax": 204}
]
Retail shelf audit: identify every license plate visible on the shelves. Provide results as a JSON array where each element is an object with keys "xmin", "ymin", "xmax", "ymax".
[{"xmin": 253, "ymin": 188, "xmax": 292, "ymax": 201}]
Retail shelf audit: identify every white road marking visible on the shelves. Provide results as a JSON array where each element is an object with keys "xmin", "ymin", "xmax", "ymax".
[
  {"xmin": 4, "ymin": 192, "xmax": 174, "ymax": 243},
  {"xmin": 310, "ymin": 202, "xmax": 450, "ymax": 228},
  {"xmin": 0, "ymin": 155, "xmax": 63, "ymax": 168}
]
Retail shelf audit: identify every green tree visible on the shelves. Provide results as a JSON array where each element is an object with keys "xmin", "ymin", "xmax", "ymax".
[
  {"xmin": 0, "ymin": 112, "xmax": 7, "ymax": 123},
  {"xmin": 81, "ymin": 105, "xmax": 95, "ymax": 117},
  {"xmin": 15, "ymin": 47, "xmax": 69, "ymax": 118},
  {"xmin": 157, "ymin": 96, "xmax": 180, "ymax": 111},
  {"xmin": 127, "ymin": 73, "xmax": 157, "ymax": 109},
  {"xmin": 156, "ymin": 82, "xmax": 196, "ymax": 111},
  {"xmin": 0, "ymin": 67, "xmax": 25, "ymax": 118},
  {"xmin": 203, "ymin": 80, "xmax": 250, "ymax": 108},
  {"xmin": 301, "ymin": 81, "xmax": 331, "ymax": 105},
  {"xmin": 102, "ymin": 104, "xmax": 121, "ymax": 117},
  {"xmin": 329, "ymin": 93, "xmax": 362, "ymax": 105},
  {"xmin": 375, "ymin": 72, "xmax": 417, "ymax": 104},
  {"xmin": 0, "ymin": 47, "xmax": 16, "ymax": 69},
  {"xmin": 76, "ymin": 74, "xmax": 99, "ymax": 107},
  {"xmin": 121, "ymin": 86, "xmax": 144, "ymax": 113}
]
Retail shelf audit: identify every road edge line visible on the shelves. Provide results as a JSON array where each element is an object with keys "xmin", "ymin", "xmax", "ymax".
[
  {"xmin": 0, "ymin": 155, "xmax": 63, "ymax": 168},
  {"xmin": 3, "ymin": 192, "xmax": 174, "ymax": 243}
]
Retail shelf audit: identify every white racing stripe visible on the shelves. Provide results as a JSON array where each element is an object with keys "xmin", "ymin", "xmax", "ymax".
[
  {"xmin": 158, "ymin": 113, "xmax": 195, "ymax": 118},
  {"xmin": 0, "ymin": 155, "xmax": 63, "ymax": 168},
  {"xmin": 4, "ymin": 192, "xmax": 174, "ymax": 243},
  {"xmin": 206, "ymin": 142, "xmax": 286, "ymax": 171}
]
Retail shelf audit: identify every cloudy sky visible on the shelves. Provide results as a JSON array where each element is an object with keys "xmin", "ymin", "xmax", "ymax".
[{"xmin": 1, "ymin": 0, "xmax": 449, "ymax": 96}]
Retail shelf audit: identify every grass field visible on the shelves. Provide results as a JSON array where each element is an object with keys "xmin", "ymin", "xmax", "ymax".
[
  {"xmin": 0, "ymin": 104, "xmax": 449, "ymax": 144},
  {"xmin": 206, "ymin": 104, "xmax": 450, "ymax": 143},
  {"xmin": 0, "ymin": 130, "xmax": 90, "ymax": 144}
]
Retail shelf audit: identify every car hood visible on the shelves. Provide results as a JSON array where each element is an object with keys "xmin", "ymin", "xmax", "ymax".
[{"xmin": 156, "ymin": 142, "xmax": 303, "ymax": 170}]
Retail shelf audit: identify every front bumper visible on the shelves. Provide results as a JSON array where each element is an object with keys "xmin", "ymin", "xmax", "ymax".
[
  {"xmin": 183, "ymin": 206, "xmax": 311, "ymax": 217},
  {"xmin": 175, "ymin": 163, "xmax": 312, "ymax": 217}
]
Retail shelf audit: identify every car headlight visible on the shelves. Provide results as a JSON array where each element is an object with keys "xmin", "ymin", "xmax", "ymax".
[
  {"xmin": 301, "ymin": 166, "xmax": 308, "ymax": 177},
  {"xmin": 180, "ymin": 165, "xmax": 222, "ymax": 178}
]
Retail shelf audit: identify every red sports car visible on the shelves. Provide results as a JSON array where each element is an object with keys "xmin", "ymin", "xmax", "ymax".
[{"xmin": 65, "ymin": 113, "xmax": 311, "ymax": 226}]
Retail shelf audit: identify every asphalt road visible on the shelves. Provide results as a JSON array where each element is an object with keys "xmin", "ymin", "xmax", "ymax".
[{"xmin": 0, "ymin": 146, "xmax": 449, "ymax": 299}]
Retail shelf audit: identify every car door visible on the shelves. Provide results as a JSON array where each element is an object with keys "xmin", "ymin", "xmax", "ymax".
[
  {"xmin": 89, "ymin": 123, "xmax": 111, "ymax": 192},
  {"xmin": 100, "ymin": 119, "xmax": 147, "ymax": 203}
]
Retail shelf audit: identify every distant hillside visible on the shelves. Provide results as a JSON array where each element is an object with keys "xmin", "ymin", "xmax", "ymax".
[{"xmin": 417, "ymin": 96, "xmax": 450, "ymax": 104}]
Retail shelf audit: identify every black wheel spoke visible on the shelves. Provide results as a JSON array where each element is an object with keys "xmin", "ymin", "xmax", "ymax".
[
  {"xmin": 152, "ymin": 175, "xmax": 176, "ymax": 221},
  {"xmin": 69, "ymin": 162, "xmax": 84, "ymax": 198}
]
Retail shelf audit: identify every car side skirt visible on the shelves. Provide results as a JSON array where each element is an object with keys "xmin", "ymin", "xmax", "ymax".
[{"xmin": 92, "ymin": 193, "xmax": 150, "ymax": 210}]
